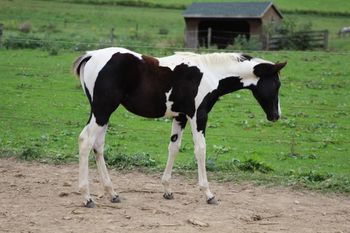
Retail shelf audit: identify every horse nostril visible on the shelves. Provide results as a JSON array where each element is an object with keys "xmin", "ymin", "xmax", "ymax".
[{"xmin": 267, "ymin": 114, "xmax": 279, "ymax": 122}]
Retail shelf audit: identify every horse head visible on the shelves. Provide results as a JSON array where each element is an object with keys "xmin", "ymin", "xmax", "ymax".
[{"xmin": 251, "ymin": 62, "xmax": 287, "ymax": 122}]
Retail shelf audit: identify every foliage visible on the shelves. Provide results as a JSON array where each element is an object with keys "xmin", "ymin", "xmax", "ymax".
[
  {"xmin": 106, "ymin": 153, "xmax": 157, "ymax": 169},
  {"xmin": 226, "ymin": 35, "xmax": 263, "ymax": 51},
  {"xmin": 4, "ymin": 34, "xmax": 45, "ymax": 49},
  {"xmin": 19, "ymin": 147, "xmax": 41, "ymax": 161},
  {"xmin": 264, "ymin": 20, "xmax": 319, "ymax": 50},
  {"xmin": 297, "ymin": 170, "xmax": 333, "ymax": 183},
  {"xmin": 236, "ymin": 158, "xmax": 274, "ymax": 174}
]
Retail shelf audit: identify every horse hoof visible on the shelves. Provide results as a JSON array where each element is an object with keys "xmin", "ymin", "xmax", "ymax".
[
  {"xmin": 163, "ymin": 192, "xmax": 174, "ymax": 200},
  {"xmin": 207, "ymin": 196, "xmax": 218, "ymax": 205},
  {"xmin": 85, "ymin": 199, "xmax": 95, "ymax": 208},
  {"xmin": 111, "ymin": 195, "xmax": 121, "ymax": 203}
]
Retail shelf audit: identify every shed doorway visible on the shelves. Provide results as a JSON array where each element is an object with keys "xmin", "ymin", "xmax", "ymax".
[{"xmin": 198, "ymin": 20, "xmax": 250, "ymax": 49}]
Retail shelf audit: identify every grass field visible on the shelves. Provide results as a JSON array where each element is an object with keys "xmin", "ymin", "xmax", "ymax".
[
  {"xmin": 0, "ymin": 0, "xmax": 350, "ymax": 193},
  {"xmin": 1, "ymin": 48, "xmax": 349, "ymax": 193}
]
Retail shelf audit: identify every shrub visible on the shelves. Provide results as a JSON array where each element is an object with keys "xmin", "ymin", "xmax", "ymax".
[
  {"xmin": 4, "ymin": 35, "xmax": 44, "ymax": 49},
  {"xmin": 106, "ymin": 152, "xmax": 156, "ymax": 169},
  {"xmin": 158, "ymin": 28, "xmax": 169, "ymax": 35},
  {"xmin": 237, "ymin": 158, "xmax": 274, "ymax": 173},
  {"xmin": 20, "ymin": 147, "xmax": 41, "ymax": 160},
  {"xmin": 264, "ymin": 20, "xmax": 319, "ymax": 50},
  {"xmin": 227, "ymin": 35, "xmax": 263, "ymax": 51}
]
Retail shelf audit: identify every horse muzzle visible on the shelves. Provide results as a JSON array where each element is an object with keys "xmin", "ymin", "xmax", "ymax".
[{"xmin": 267, "ymin": 114, "xmax": 280, "ymax": 122}]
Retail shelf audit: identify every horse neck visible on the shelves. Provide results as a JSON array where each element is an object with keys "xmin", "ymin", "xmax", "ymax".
[{"xmin": 199, "ymin": 53, "xmax": 258, "ymax": 95}]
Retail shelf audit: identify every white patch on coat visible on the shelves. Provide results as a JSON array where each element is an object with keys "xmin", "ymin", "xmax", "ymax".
[
  {"xmin": 82, "ymin": 47, "xmax": 142, "ymax": 100},
  {"xmin": 239, "ymin": 76, "xmax": 260, "ymax": 87},
  {"xmin": 278, "ymin": 99, "xmax": 282, "ymax": 116},
  {"xmin": 164, "ymin": 88, "xmax": 178, "ymax": 117}
]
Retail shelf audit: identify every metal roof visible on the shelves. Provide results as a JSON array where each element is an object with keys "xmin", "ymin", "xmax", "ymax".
[{"xmin": 183, "ymin": 2, "xmax": 283, "ymax": 19}]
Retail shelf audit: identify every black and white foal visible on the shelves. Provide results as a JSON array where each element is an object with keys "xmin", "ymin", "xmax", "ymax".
[{"xmin": 73, "ymin": 47, "xmax": 286, "ymax": 207}]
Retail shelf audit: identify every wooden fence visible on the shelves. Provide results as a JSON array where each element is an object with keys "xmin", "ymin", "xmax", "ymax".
[{"xmin": 264, "ymin": 30, "xmax": 329, "ymax": 50}]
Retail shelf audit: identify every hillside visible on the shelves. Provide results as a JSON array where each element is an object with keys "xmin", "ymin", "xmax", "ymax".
[{"xmin": 1, "ymin": 0, "xmax": 350, "ymax": 51}]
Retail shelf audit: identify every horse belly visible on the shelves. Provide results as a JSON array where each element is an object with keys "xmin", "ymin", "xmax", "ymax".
[{"xmin": 121, "ymin": 93, "xmax": 174, "ymax": 118}]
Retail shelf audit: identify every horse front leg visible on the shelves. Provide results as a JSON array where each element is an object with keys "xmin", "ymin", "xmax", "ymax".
[
  {"xmin": 162, "ymin": 114, "xmax": 187, "ymax": 200},
  {"xmin": 189, "ymin": 114, "xmax": 217, "ymax": 204},
  {"xmin": 93, "ymin": 124, "xmax": 120, "ymax": 203}
]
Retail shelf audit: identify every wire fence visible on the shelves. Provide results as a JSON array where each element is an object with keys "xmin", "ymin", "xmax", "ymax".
[
  {"xmin": 2, "ymin": 30, "xmax": 350, "ymax": 54},
  {"xmin": 0, "ymin": 114, "xmax": 348, "ymax": 145}
]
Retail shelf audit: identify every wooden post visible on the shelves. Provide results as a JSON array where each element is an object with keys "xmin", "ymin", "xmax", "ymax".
[
  {"xmin": 207, "ymin": 27, "xmax": 212, "ymax": 48},
  {"xmin": 264, "ymin": 33, "xmax": 270, "ymax": 50},
  {"xmin": 110, "ymin": 27, "xmax": 116, "ymax": 45},
  {"xmin": 135, "ymin": 24, "xmax": 138, "ymax": 38},
  {"xmin": 323, "ymin": 30, "xmax": 329, "ymax": 49},
  {"xmin": 0, "ymin": 23, "xmax": 3, "ymax": 48}
]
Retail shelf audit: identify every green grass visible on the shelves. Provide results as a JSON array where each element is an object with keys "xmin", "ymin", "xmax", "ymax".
[{"xmin": 0, "ymin": 48, "xmax": 349, "ymax": 193}]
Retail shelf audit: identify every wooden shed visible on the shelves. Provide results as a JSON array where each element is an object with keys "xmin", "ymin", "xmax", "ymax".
[{"xmin": 183, "ymin": 2, "xmax": 283, "ymax": 48}]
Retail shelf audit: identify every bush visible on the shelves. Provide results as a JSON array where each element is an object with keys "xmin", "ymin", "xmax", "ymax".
[
  {"xmin": 237, "ymin": 158, "xmax": 274, "ymax": 173},
  {"xmin": 4, "ymin": 35, "xmax": 44, "ymax": 49},
  {"xmin": 227, "ymin": 35, "xmax": 263, "ymax": 51},
  {"xmin": 106, "ymin": 152, "xmax": 156, "ymax": 169},
  {"xmin": 264, "ymin": 20, "xmax": 317, "ymax": 50},
  {"xmin": 20, "ymin": 147, "xmax": 41, "ymax": 160}
]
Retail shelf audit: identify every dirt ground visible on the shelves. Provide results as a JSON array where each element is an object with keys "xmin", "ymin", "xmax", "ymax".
[{"xmin": 0, "ymin": 158, "xmax": 349, "ymax": 233}]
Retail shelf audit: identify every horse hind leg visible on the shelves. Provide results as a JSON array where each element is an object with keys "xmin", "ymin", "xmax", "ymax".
[
  {"xmin": 78, "ymin": 115, "xmax": 106, "ymax": 208},
  {"xmin": 78, "ymin": 93, "xmax": 122, "ymax": 207},
  {"xmin": 93, "ymin": 124, "xmax": 120, "ymax": 203}
]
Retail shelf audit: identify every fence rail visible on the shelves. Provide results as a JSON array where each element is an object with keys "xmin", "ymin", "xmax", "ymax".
[{"xmin": 264, "ymin": 30, "xmax": 329, "ymax": 50}]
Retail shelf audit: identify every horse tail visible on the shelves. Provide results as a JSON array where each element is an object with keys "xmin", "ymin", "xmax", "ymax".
[
  {"xmin": 73, "ymin": 53, "xmax": 92, "ymax": 92},
  {"xmin": 73, "ymin": 53, "xmax": 92, "ymax": 78}
]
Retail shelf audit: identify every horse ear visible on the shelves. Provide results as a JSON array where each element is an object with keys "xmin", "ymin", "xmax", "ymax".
[
  {"xmin": 274, "ymin": 61, "xmax": 287, "ymax": 73},
  {"xmin": 253, "ymin": 62, "xmax": 287, "ymax": 77},
  {"xmin": 253, "ymin": 63, "xmax": 275, "ymax": 77}
]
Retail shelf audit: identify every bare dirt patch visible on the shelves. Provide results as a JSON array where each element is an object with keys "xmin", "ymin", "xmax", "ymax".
[{"xmin": 0, "ymin": 158, "xmax": 349, "ymax": 233}]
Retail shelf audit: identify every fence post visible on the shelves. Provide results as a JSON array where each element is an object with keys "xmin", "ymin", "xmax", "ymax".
[
  {"xmin": 264, "ymin": 33, "xmax": 270, "ymax": 50},
  {"xmin": 207, "ymin": 27, "xmax": 212, "ymax": 48},
  {"xmin": 0, "ymin": 23, "xmax": 3, "ymax": 48},
  {"xmin": 110, "ymin": 27, "xmax": 116, "ymax": 45},
  {"xmin": 323, "ymin": 30, "xmax": 329, "ymax": 49}
]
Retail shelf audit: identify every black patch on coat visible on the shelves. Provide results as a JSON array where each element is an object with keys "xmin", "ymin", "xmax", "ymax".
[
  {"xmin": 175, "ymin": 113, "xmax": 187, "ymax": 129},
  {"xmin": 196, "ymin": 76, "xmax": 244, "ymax": 134},
  {"xmin": 92, "ymin": 53, "xmax": 136, "ymax": 126},
  {"xmin": 170, "ymin": 134, "xmax": 178, "ymax": 142},
  {"xmin": 168, "ymin": 64, "xmax": 203, "ymax": 118}
]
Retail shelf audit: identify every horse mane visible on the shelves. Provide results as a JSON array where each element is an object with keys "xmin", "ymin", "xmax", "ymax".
[{"xmin": 174, "ymin": 51, "xmax": 248, "ymax": 66}]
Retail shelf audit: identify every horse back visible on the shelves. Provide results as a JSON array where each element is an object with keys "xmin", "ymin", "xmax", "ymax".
[{"xmin": 91, "ymin": 50, "xmax": 203, "ymax": 119}]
